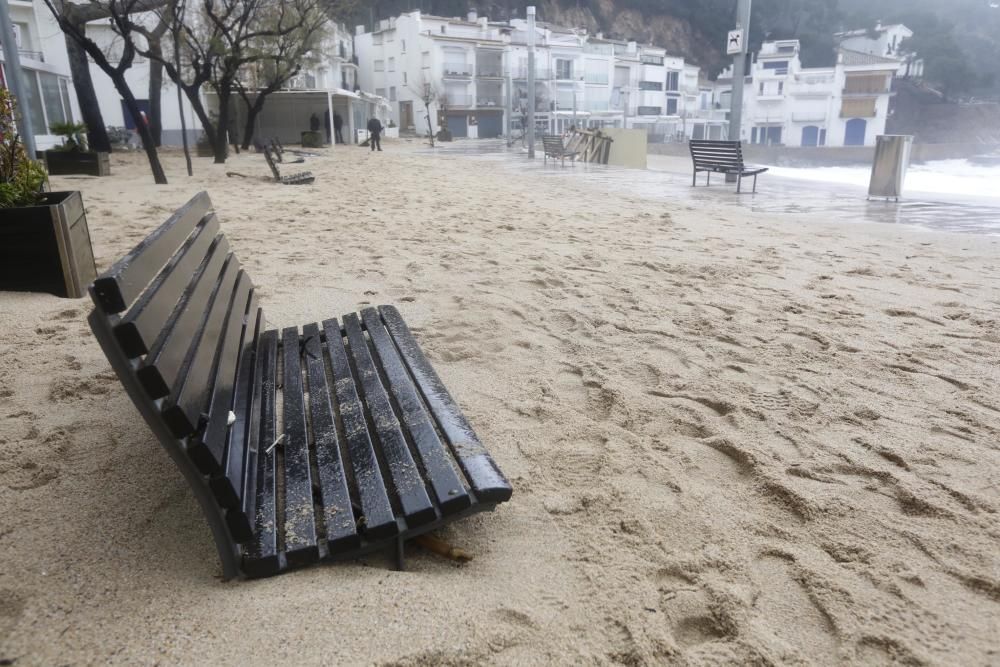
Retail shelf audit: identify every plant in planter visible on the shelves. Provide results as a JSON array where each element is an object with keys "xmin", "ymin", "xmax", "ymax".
[
  {"xmin": 44, "ymin": 120, "xmax": 111, "ymax": 176},
  {"xmin": 1, "ymin": 88, "xmax": 98, "ymax": 298}
]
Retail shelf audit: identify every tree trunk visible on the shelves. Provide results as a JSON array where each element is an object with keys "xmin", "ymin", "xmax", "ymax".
[
  {"xmin": 63, "ymin": 27, "xmax": 111, "ymax": 152},
  {"xmin": 213, "ymin": 88, "xmax": 231, "ymax": 163},
  {"xmin": 147, "ymin": 45, "xmax": 164, "ymax": 146},
  {"xmin": 242, "ymin": 95, "xmax": 265, "ymax": 150},
  {"xmin": 114, "ymin": 71, "xmax": 167, "ymax": 184}
]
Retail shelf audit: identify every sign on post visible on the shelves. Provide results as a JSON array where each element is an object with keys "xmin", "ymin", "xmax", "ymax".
[{"xmin": 727, "ymin": 29, "xmax": 744, "ymax": 55}]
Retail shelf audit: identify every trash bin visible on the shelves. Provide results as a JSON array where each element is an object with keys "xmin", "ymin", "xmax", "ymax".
[{"xmin": 868, "ymin": 134, "xmax": 913, "ymax": 200}]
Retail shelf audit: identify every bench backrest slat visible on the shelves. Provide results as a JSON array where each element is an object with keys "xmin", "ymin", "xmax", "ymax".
[
  {"xmin": 113, "ymin": 214, "xmax": 221, "ymax": 357},
  {"xmin": 689, "ymin": 140, "xmax": 745, "ymax": 169},
  {"xmin": 162, "ymin": 269, "xmax": 253, "ymax": 438},
  {"xmin": 135, "ymin": 239, "xmax": 233, "ymax": 398},
  {"xmin": 93, "ymin": 192, "xmax": 212, "ymax": 313},
  {"xmin": 263, "ymin": 147, "xmax": 281, "ymax": 180}
]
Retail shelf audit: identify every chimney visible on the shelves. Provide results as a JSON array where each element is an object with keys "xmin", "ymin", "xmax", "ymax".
[
  {"xmin": 479, "ymin": 18, "xmax": 488, "ymax": 29},
  {"xmin": 468, "ymin": 9, "xmax": 478, "ymax": 22}
]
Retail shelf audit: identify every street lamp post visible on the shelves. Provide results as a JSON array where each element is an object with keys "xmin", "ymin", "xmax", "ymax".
[
  {"xmin": 0, "ymin": 0, "xmax": 36, "ymax": 158},
  {"xmin": 728, "ymin": 0, "xmax": 752, "ymax": 144},
  {"xmin": 526, "ymin": 5, "xmax": 536, "ymax": 158}
]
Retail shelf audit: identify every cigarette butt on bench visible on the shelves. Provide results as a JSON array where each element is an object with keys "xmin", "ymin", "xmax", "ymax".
[
  {"xmin": 265, "ymin": 433, "xmax": 286, "ymax": 455},
  {"xmin": 413, "ymin": 534, "xmax": 473, "ymax": 563}
]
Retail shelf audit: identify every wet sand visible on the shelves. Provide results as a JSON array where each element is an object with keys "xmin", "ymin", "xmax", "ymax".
[{"xmin": 1, "ymin": 141, "xmax": 998, "ymax": 665}]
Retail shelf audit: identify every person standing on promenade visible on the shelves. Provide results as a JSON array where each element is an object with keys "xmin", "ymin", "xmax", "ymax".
[
  {"xmin": 333, "ymin": 112, "xmax": 344, "ymax": 144},
  {"xmin": 367, "ymin": 117, "xmax": 383, "ymax": 152}
]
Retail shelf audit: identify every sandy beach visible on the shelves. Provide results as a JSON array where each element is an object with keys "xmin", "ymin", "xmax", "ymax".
[{"xmin": 1, "ymin": 141, "xmax": 998, "ymax": 665}]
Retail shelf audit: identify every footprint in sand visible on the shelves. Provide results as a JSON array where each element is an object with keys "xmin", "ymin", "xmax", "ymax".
[{"xmin": 750, "ymin": 552, "xmax": 841, "ymax": 662}]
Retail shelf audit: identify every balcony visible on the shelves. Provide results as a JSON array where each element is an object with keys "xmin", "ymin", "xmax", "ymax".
[
  {"xmin": 17, "ymin": 49, "xmax": 44, "ymax": 62},
  {"xmin": 476, "ymin": 95, "xmax": 504, "ymax": 108},
  {"xmin": 441, "ymin": 94, "xmax": 474, "ymax": 108},
  {"xmin": 442, "ymin": 65, "xmax": 472, "ymax": 78},
  {"xmin": 514, "ymin": 67, "xmax": 551, "ymax": 80}
]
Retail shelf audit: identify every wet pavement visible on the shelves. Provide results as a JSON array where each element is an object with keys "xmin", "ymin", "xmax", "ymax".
[{"xmin": 421, "ymin": 139, "xmax": 1000, "ymax": 236}]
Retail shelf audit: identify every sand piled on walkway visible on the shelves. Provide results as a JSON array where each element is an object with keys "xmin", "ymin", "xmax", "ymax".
[{"xmin": 1, "ymin": 142, "xmax": 998, "ymax": 665}]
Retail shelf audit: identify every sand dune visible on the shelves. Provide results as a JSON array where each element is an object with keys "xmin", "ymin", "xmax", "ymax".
[{"xmin": 0, "ymin": 142, "xmax": 998, "ymax": 665}]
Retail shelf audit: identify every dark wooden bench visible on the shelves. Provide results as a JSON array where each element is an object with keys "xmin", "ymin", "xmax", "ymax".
[
  {"xmin": 542, "ymin": 134, "xmax": 579, "ymax": 165},
  {"xmin": 263, "ymin": 146, "xmax": 314, "ymax": 185},
  {"xmin": 86, "ymin": 192, "xmax": 513, "ymax": 579},
  {"xmin": 688, "ymin": 140, "xmax": 768, "ymax": 193}
]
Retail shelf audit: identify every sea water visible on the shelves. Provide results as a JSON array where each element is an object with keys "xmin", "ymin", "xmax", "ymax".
[{"xmin": 768, "ymin": 158, "xmax": 1000, "ymax": 200}]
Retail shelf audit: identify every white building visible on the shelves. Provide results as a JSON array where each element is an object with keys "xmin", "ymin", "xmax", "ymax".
[
  {"xmin": 713, "ymin": 39, "xmax": 899, "ymax": 147},
  {"xmin": 836, "ymin": 22, "xmax": 923, "ymax": 78},
  {"xmin": 86, "ymin": 18, "xmax": 383, "ymax": 147},
  {"xmin": 355, "ymin": 10, "xmax": 701, "ymax": 141},
  {"xmin": 0, "ymin": 0, "xmax": 80, "ymax": 150}
]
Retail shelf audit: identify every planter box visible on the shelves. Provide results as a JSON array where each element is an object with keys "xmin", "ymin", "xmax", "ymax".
[
  {"xmin": 0, "ymin": 191, "xmax": 98, "ymax": 298},
  {"xmin": 301, "ymin": 130, "xmax": 324, "ymax": 148},
  {"xmin": 44, "ymin": 150, "xmax": 110, "ymax": 176}
]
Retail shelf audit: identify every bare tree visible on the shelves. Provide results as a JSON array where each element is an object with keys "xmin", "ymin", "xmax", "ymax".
[
  {"xmin": 408, "ymin": 78, "xmax": 438, "ymax": 147},
  {"xmin": 44, "ymin": 0, "xmax": 168, "ymax": 183},
  {"xmin": 234, "ymin": 2, "xmax": 329, "ymax": 150}
]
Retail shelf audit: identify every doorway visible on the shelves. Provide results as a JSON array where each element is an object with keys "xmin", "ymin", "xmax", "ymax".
[{"xmin": 399, "ymin": 101, "xmax": 413, "ymax": 130}]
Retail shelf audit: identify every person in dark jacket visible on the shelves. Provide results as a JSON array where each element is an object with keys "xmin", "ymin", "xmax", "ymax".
[
  {"xmin": 367, "ymin": 117, "xmax": 383, "ymax": 151},
  {"xmin": 333, "ymin": 112, "xmax": 344, "ymax": 144}
]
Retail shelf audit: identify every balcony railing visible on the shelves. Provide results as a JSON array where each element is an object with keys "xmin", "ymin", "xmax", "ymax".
[
  {"xmin": 441, "ymin": 94, "xmax": 474, "ymax": 108},
  {"xmin": 18, "ymin": 49, "xmax": 44, "ymax": 62},
  {"xmin": 476, "ymin": 95, "xmax": 504, "ymax": 107},
  {"xmin": 514, "ymin": 67, "xmax": 551, "ymax": 80},
  {"xmin": 476, "ymin": 69, "xmax": 503, "ymax": 78},
  {"xmin": 640, "ymin": 55, "xmax": 664, "ymax": 65},
  {"xmin": 585, "ymin": 72, "xmax": 609, "ymax": 85},
  {"xmin": 443, "ymin": 65, "xmax": 472, "ymax": 78}
]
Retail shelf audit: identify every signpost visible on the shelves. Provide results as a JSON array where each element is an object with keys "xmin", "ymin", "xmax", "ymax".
[{"xmin": 726, "ymin": 0, "xmax": 751, "ymax": 181}]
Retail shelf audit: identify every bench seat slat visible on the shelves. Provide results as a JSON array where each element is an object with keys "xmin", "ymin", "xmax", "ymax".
[
  {"xmin": 378, "ymin": 305, "xmax": 513, "ymax": 503},
  {"xmin": 280, "ymin": 327, "xmax": 319, "ymax": 566},
  {"xmin": 343, "ymin": 313, "xmax": 436, "ymax": 528},
  {"xmin": 93, "ymin": 192, "xmax": 212, "ymax": 313},
  {"xmin": 360, "ymin": 307, "xmax": 471, "ymax": 515},
  {"xmin": 244, "ymin": 329, "xmax": 280, "ymax": 577},
  {"xmin": 302, "ymin": 323, "xmax": 359, "ymax": 553},
  {"xmin": 113, "ymin": 215, "xmax": 220, "ymax": 358},
  {"xmin": 136, "ymin": 239, "xmax": 232, "ymax": 398},
  {"xmin": 322, "ymin": 318, "xmax": 398, "ymax": 540}
]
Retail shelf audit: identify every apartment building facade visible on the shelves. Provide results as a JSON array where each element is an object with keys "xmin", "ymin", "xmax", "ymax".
[
  {"xmin": 714, "ymin": 39, "xmax": 898, "ymax": 148},
  {"xmin": 0, "ymin": 0, "xmax": 80, "ymax": 150},
  {"xmin": 355, "ymin": 10, "xmax": 703, "ymax": 140}
]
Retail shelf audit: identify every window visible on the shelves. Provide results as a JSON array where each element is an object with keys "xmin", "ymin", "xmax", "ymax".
[
  {"xmin": 637, "ymin": 105, "xmax": 660, "ymax": 116},
  {"xmin": 388, "ymin": 57, "xmax": 395, "ymax": 72},
  {"xmin": 666, "ymin": 98, "xmax": 678, "ymax": 115},
  {"xmin": 389, "ymin": 86, "xmax": 396, "ymax": 101},
  {"xmin": 819, "ymin": 129, "xmax": 826, "ymax": 146},
  {"xmin": 23, "ymin": 72, "xmax": 46, "ymax": 135},
  {"xmin": 39, "ymin": 72, "xmax": 66, "ymax": 124},
  {"xmin": 403, "ymin": 72, "xmax": 407, "ymax": 84},
  {"xmin": 401, "ymin": 39, "xmax": 406, "ymax": 53},
  {"xmin": 440, "ymin": 25, "xmax": 446, "ymax": 34},
  {"xmin": 762, "ymin": 61, "xmax": 789, "ymax": 75},
  {"xmin": 666, "ymin": 71, "xmax": 679, "ymax": 91},
  {"xmin": 422, "ymin": 51, "xmax": 430, "ymax": 69},
  {"xmin": 638, "ymin": 81, "xmax": 662, "ymax": 91},
  {"xmin": 375, "ymin": 88, "xmax": 386, "ymax": 98},
  {"xmin": 640, "ymin": 54, "xmax": 663, "ymax": 65},
  {"xmin": 778, "ymin": 81, "xmax": 783, "ymax": 94},
  {"xmin": 556, "ymin": 59, "xmax": 573, "ymax": 80},
  {"xmin": 759, "ymin": 81, "xmax": 764, "ymax": 95},
  {"xmin": 374, "ymin": 59, "xmax": 384, "ymax": 72}
]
